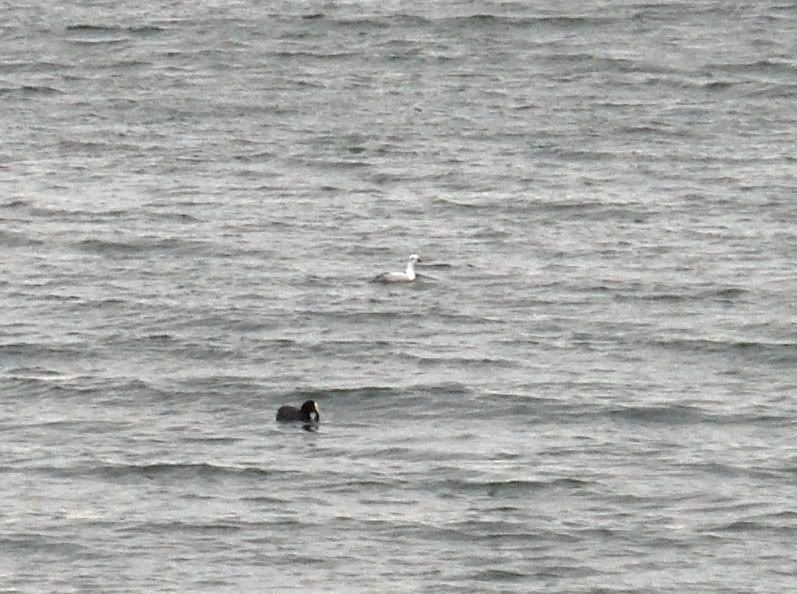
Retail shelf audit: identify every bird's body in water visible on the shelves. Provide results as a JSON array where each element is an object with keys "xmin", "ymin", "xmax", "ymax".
[
  {"xmin": 372, "ymin": 254, "xmax": 421, "ymax": 283},
  {"xmin": 276, "ymin": 400, "xmax": 320, "ymax": 427}
]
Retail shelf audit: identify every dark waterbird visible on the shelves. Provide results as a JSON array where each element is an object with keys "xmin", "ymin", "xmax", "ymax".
[{"xmin": 276, "ymin": 400, "xmax": 320, "ymax": 426}]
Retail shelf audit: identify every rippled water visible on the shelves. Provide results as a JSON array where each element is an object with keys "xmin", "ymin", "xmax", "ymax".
[{"xmin": 1, "ymin": 1, "xmax": 795, "ymax": 592}]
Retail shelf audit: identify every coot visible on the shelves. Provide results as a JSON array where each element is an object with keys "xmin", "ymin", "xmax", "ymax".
[{"xmin": 276, "ymin": 400, "xmax": 320, "ymax": 424}]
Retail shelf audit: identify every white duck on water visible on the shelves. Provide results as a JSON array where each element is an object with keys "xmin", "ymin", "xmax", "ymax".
[{"xmin": 372, "ymin": 254, "xmax": 421, "ymax": 283}]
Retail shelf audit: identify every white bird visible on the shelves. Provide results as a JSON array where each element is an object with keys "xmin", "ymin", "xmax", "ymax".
[{"xmin": 372, "ymin": 254, "xmax": 421, "ymax": 283}]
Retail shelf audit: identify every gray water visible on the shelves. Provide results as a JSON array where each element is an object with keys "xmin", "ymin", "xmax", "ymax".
[{"xmin": 1, "ymin": 1, "xmax": 795, "ymax": 592}]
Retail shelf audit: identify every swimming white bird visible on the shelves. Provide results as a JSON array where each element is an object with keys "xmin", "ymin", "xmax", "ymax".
[{"xmin": 372, "ymin": 254, "xmax": 421, "ymax": 283}]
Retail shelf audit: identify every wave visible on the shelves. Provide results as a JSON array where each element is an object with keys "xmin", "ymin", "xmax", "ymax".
[
  {"xmin": 743, "ymin": 82, "xmax": 797, "ymax": 99},
  {"xmin": 0, "ymin": 534, "xmax": 90, "ymax": 554},
  {"xmin": 675, "ymin": 461, "xmax": 792, "ymax": 480},
  {"xmin": 0, "ymin": 61, "xmax": 70, "ymax": 73},
  {"xmin": 66, "ymin": 24, "xmax": 120, "ymax": 32},
  {"xmin": 21, "ymin": 84, "xmax": 63, "ymax": 95},
  {"xmin": 470, "ymin": 568, "xmax": 527, "ymax": 581},
  {"xmin": 144, "ymin": 210, "xmax": 202, "ymax": 223},
  {"xmin": 703, "ymin": 517, "xmax": 794, "ymax": 535},
  {"xmin": 27, "ymin": 462, "xmax": 295, "ymax": 482},
  {"xmin": 287, "ymin": 385, "xmax": 400, "ymax": 402},
  {"xmin": 0, "ymin": 341, "xmax": 87, "ymax": 358},
  {"xmin": 0, "ymin": 229, "xmax": 43, "ymax": 248},
  {"xmin": 606, "ymin": 404, "xmax": 792, "ymax": 427},
  {"xmin": 651, "ymin": 337, "xmax": 795, "ymax": 362},
  {"xmin": 616, "ymin": 123, "xmax": 694, "ymax": 137},
  {"xmin": 360, "ymin": 13, "xmax": 616, "ymax": 28},
  {"xmin": 294, "ymin": 12, "xmax": 620, "ymax": 32},
  {"xmin": 543, "ymin": 52, "xmax": 645, "ymax": 73},
  {"xmin": 270, "ymin": 50, "xmax": 358, "ymax": 60},
  {"xmin": 117, "ymin": 517, "xmax": 317, "ymax": 539},
  {"xmin": 120, "ymin": 520, "xmax": 245, "ymax": 535},
  {"xmin": 413, "ymin": 355, "xmax": 519, "ymax": 369},
  {"xmin": 614, "ymin": 286, "xmax": 749, "ymax": 302},
  {"xmin": 73, "ymin": 236, "xmax": 211, "ymax": 256},
  {"xmin": 0, "ymin": 198, "xmax": 31, "ymax": 209},
  {"xmin": 58, "ymin": 139, "xmax": 131, "ymax": 153},
  {"xmin": 433, "ymin": 477, "xmax": 592, "ymax": 496},
  {"xmin": 446, "ymin": 14, "xmax": 616, "ymax": 27},
  {"xmin": 707, "ymin": 59, "xmax": 796, "ymax": 76},
  {"xmin": 701, "ymin": 80, "xmax": 739, "ymax": 91},
  {"xmin": 0, "ymin": 85, "xmax": 63, "ymax": 96},
  {"xmin": 68, "ymin": 37, "xmax": 129, "ymax": 46},
  {"xmin": 95, "ymin": 59, "xmax": 154, "ymax": 70},
  {"xmin": 66, "ymin": 24, "xmax": 164, "ymax": 35}
]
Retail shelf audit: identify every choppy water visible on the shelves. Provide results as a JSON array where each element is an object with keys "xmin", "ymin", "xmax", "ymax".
[{"xmin": 1, "ymin": 1, "xmax": 795, "ymax": 592}]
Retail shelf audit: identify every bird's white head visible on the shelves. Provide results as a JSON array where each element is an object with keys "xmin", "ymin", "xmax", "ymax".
[{"xmin": 404, "ymin": 254, "xmax": 421, "ymax": 279}]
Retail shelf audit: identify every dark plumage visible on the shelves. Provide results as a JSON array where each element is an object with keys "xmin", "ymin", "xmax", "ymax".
[{"xmin": 276, "ymin": 400, "xmax": 320, "ymax": 424}]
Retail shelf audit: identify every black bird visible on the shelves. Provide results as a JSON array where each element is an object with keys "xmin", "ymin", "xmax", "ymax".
[{"xmin": 276, "ymin": 400, "xmax": 320, "ymax": 425}]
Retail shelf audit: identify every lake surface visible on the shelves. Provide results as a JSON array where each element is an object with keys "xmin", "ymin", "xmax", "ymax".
[{"xmin": 1, "ymin": 1, "xmax": 795, "ymax": 591}]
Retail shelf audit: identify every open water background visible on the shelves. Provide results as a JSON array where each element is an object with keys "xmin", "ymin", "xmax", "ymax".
[{"xmin": 1, "ymin": 1, "xmax": 795, "ymax": 591}]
